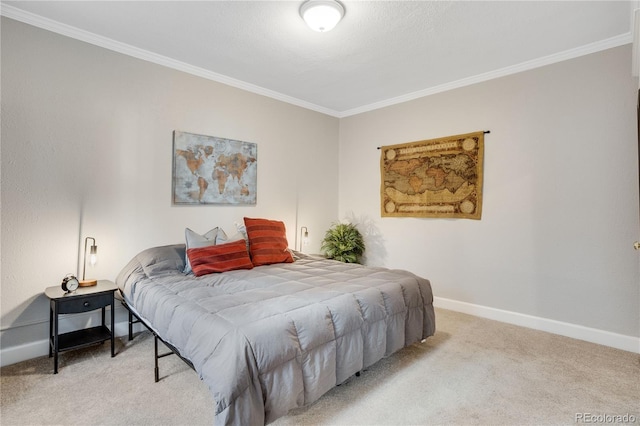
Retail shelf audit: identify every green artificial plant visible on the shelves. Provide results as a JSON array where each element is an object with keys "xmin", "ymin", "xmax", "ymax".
[{"xmin": 321, "ymin": 222, "xmax": 365, "ymax": 264}]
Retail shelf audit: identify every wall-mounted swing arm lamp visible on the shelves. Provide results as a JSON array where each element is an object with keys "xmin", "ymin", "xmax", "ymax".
[
  {"xmin": 300, "ymin": 227, "xmax": 309, "ymax": 252},
  {"xmin": 300, "ymin": 0, "xmax": 345, "ymax": 32},
  {"xmin": 79, "ymin": 237, "xmax": 98, "ymax": 287}
]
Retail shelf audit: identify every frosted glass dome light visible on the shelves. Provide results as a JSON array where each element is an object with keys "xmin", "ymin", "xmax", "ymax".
[{"xmin": 300, "ymin": 0, "xmax": 345, "ymax": 32}]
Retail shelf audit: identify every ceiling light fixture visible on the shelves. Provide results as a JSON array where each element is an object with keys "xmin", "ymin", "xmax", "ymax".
[{"xmin": 300, "ymin": 0, "xmax": 345, "ymax": 32}]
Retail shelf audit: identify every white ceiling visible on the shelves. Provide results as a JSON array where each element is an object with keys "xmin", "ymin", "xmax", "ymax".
[{"xmin": 1, "ymin": 1, "xmax": 635, "ymax": 117}]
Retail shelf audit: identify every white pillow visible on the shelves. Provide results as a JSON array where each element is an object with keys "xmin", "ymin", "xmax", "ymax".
[
  {"xmin": 217, "ymin": 222, "xmax": 248, "ymax": 244},
  {"xmin": 216, "ymin": 223, "xmax": 250, "ymax": 254},
  {"xmin": 183, "ymin": 227, "xmax": 225, "ymax": 274}
]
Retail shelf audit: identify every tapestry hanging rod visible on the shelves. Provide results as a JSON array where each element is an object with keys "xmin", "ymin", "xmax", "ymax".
[{"xmin": 376, "ymin": 130, "xmax": 490, "ymax": 149}]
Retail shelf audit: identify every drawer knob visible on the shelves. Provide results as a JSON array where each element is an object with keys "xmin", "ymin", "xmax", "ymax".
[{"xmin": 83, "ymin": 301, "xmax": 90, "ymax": 307}]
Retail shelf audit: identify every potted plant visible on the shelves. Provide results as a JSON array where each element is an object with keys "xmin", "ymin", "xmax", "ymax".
[{"xmin": 321, "ymin": 222, "xmax": 365, "ymax": 264}]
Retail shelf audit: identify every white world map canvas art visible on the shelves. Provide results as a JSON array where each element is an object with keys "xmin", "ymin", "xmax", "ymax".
[{"xmin": 172, "ymin": 131, "xmax": 257, "ymax": 204}]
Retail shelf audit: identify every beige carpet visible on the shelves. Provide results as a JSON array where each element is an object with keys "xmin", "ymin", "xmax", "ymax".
[{"xmin": 1, "ymin": 308, "xmax": 638, "ymax": 425}]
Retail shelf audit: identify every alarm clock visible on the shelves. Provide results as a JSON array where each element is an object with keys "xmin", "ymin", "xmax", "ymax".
[{"xmin": 61, "ymin": 274, "xmax": 79, "ymax": 293}]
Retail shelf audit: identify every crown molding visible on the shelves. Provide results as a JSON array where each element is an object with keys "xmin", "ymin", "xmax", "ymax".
[
  {"xmin": 1, "ymin": 4, "xmax": 632, "ymax": 119},
  {"xmin": 0, "ymin": 4, "xmax": 342, "ymax": 118},
  {"xmin": 339, "ymin": 32, "xmax": 633, "ymax": 118}
]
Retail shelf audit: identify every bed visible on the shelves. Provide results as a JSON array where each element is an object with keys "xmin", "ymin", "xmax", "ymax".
[{"xmin": 116, "ymin": 234, "xmax": 435, "ymax": 425}]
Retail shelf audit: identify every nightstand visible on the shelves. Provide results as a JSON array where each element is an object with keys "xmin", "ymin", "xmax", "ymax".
[{"xmin": 45, "ymin": 280, "xmax": 117, "ymax": 374}]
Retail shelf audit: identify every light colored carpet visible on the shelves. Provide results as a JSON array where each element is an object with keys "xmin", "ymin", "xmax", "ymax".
[{"xmin": 1, "ymin": 308, "xmax": 638, "ymax": 425}]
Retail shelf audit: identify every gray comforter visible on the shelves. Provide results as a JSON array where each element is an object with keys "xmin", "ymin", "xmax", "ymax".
[{"xmin": 116, "ymin": 244, "xmax": 436, "ymax": 425}]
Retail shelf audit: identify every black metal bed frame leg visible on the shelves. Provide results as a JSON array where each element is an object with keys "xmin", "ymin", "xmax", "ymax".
[
  {"xmin": 154, "ymin": 335, "xmax": 160, "ymax": 383},
  {"xmin": 129, "ymin": 310, "xmax": 134, "ymax": 341},
  {"xmin": 120, "ymin": 299, "xmax": 195, "ymax": 383}
]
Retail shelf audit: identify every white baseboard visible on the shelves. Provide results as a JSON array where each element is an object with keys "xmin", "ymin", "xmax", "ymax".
[
  {"xmin": 0, "ymin": 319, "xmax": 143, "ymax": 368},
  {"xmin": 434, "ymin": 296, "xmax": 640, "ymax": 354},
  {"xmin": 3, "ymin": 297, "xmax": 638, "ymax": 367},
  {"xmin": 0, "ymin": 339, "xmax": 50, "ymax": 368}
]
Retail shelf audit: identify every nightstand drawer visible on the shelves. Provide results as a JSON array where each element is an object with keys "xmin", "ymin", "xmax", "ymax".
[{"xmin": 57, "ymin": 293, "xmax": 112, "ymax": 314}]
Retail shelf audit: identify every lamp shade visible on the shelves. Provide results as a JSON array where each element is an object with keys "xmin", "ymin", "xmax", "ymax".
[
  {"xmin": 80, "ymin": 236, "xmax": 98, "ymax": 287},
  {"xmin": 300, "ymin": 226, "xmax": 309, "ymax": 252},
  {"xmin": 300, "ymin": 0, "xmax": 344, "ymax": 32}
]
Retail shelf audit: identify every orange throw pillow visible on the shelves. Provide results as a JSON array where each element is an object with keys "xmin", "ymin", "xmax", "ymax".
[
  {"xmin": 244, "ymin": 217, "xmax": 294, "ymax": 266},
  {"xmin": 187, "ymin": 239, "xmax": 253, "ymax": 276}
]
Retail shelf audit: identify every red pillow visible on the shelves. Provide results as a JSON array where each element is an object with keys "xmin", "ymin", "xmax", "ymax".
[
  {"xmin": 243, "ymin": 217, "xmax": 294, "ymax": 266},
  {"xmin": 187, "ymin": 239, "xmax": 253, "ymax": 276}
]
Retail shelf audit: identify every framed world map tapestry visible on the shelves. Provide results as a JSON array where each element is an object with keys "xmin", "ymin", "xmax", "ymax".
[
  {"xmin": 172, "ymin": 131, "xmax": 257, "ymax": 205},
  {"xmin": 380, "ymin": 131, "xmax": 485, "ymax": 219}
]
